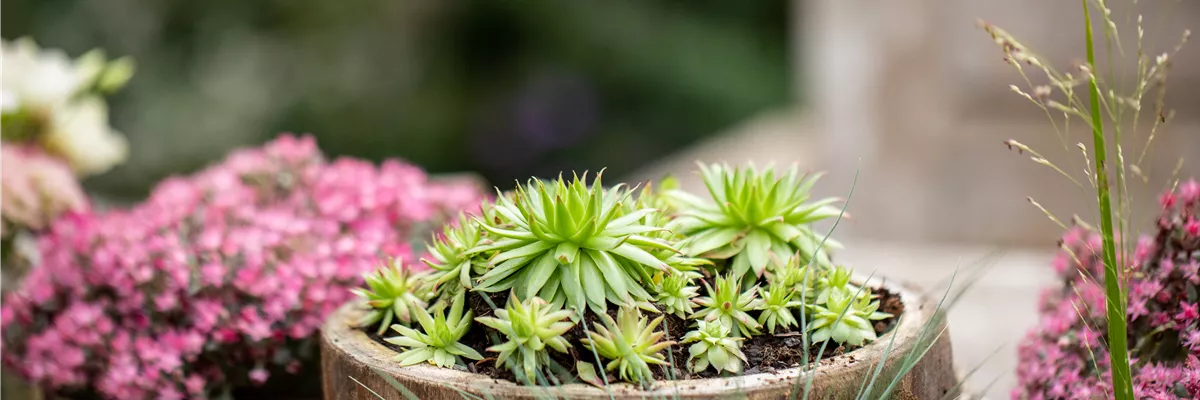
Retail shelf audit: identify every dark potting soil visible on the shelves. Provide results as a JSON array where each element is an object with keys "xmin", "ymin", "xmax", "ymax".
[{"xmin": 364, "ymin": 288, "xmax": 905, "ymax": 386}]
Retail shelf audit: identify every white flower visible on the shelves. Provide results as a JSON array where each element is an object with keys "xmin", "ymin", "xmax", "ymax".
[
  {"xmin": 1, "ymin": 38, "xmax": 129, "ymax": 176},
  {"xmin": 42, "ymin": 97, "xmax": 129, "ymax": 176},
  {"xmin": 1, "ymin": 38, "xmax": 93, "ymax": 110}
]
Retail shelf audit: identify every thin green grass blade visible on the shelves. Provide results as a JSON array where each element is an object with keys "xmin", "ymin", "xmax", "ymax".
[
  {"xmin": 349, "ymin": 375, "xmax": 388, "ymax": 400},
  {"xmin": 790, "ymin": 168, "xmax": 858, "ymax": 400},
  {"xmin": 373, "ymin": 368, "xmax": 424, "ymax": 400},
  {"xmin": 802, "ymin": 271, "xmax": 876, "ymax": 400},
  {"xmin": 875, "ymin": 261, "xmax": 961, "ymax": 399},
  {"xmin": 876, "ymin": 252, "xmax": 999, "ymax": 399},
  {"xmin": 937, "ymin": 344, "xmax": 1005, "ymax": 400},
  {"xmin": 579, "ymin": 316, "xmax": 618, "ymax": 400},
  {"xmin": 1081, "ymin": 1, "xmax": 1133, "ymax": 398},
  {"xmin": 856, "ymin": 315, "xmax": 904, "ymax": 399}
]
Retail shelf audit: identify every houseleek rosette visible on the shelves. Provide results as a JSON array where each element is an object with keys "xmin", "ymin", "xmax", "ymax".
[
  {"xmin": 469, "ymin": 173, "xmax": 682, "ymax": 314},
  {"xmin": 808, "ymin": 290, "xmax": 892, "ymax": 346},
  {"xmin": 755, "ymin": 281, "xmax": 803, "ymax": 334},
  {"xmin": 384, "ymin": 292, "xmax": 482, "ymax": 367},
  {"xmin": 351, "ymin": 258, "xmax": 432, "ymax": 335},
  {"xmin": 667, "ymin": 163, "xmax": 842, "ymax": 279},
  {"xmin": 692, "ymin": 273, "xmax": 762, "ymax": 337},
  {"xmin": 475, "ymin": 295, "xmax": 575, "ymax": 383},
  {"xmin": 422, "ymin": 213, "xmax": 488, "ymax": 295},
  {"xmin": 652, "ymin": 271, "xmax": 700, "ymax": 318},
  {"xmin": 580, "ymin": 307, "xmax": 675, "ymax": 386},
  {"xmin": 681, "ymin": 320, "xmax": 746, "ymax": 374}
]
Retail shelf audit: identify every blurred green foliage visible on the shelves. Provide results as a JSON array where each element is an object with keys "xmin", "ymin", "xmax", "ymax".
[{"xmin": 2, "ymin": 0, "xmax": 790, "ymax": 198}]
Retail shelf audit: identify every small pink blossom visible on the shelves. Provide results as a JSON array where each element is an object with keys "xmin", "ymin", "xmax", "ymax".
[
  {"xmin": 1177, "ymin": 302, "xmax": 1199, "ymax": 324},
  {"xmin": 249, "ymin": 367, "xmax": 270, "ymax": 385},
  {"xmin": 1180, "ymin": 179, "xmax": 1200, "ymax": 204}
]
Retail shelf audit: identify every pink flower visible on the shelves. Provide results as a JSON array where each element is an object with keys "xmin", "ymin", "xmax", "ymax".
[
  {"xmin": 1014, "ymin": 180, "xmax": 1200, "ymax": 400},
  {"xmin": 1177, "ymin": 302, "xmax": 1199, "ymax": 324},
  {"xmin": 249, "ymin": 367, "xmax": 270, "ymax": 385},
  {"xmin": 1180, "ymin": 179, "xmax": 1200, "ymax": 204},
  {"xmin": 1, "ymin": 134, "xmax": 486, "ymax": 399},
  {"xmin": 1160, "ymin": 190, "xmax": 1177, "ymax": 208}
]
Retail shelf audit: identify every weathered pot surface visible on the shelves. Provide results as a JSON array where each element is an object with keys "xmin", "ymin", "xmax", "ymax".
[{"xmin": 321, "ymin": 276, "xmax": 957, "ymax": 400}]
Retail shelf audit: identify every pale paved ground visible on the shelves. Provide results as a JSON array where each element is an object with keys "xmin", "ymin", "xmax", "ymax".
[
  {"xmin": 630, "ymin": 109, "xmax": 1063, "ymax": 399},
  {"xmin": 838, "ymin": 240, "xmax": 1056, "ymax": 399}
]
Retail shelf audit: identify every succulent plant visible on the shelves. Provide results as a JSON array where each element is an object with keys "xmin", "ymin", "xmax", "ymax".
[
  {"xmin": 815, "ymin": 265, "xmax": 862, "ymax": 305},
  {"xmin": 470, "ymin": 172, "xmax": 681, "ymax": 314},
  {"xmin": 767, "ymin": 252, "xmax": 821, "ymax": 302},
  {"xmin": 755, "ymin": 282, "xmax": 803, "ymax": 334},
  {"xmin": 692, "ymin": 273, "xmax": 762, "ymax": 337},
  {"xmin": 422, "ymin": 213, "xmax": 489, "ymax": 295},
  {"xmin": 651, "ymin": 271, "xmax": 701, "ymax": 318},
  {"xmin": 681, "ymin": 321, "xmax": 746, "ymax": 374},
  {"xmin": 475, "ymin": 294, "xmax": 576, "ymax": 383},
  {"xmin": 807, "ymin": 290, "xmax": 892, "ymax": 346},
  {"xmin": 384, "ymin": 292, "xmax": 483, "ymax": 367},
  {"xmin": 580, "ymin": 307, "xmax": 675, "ymax": 386},
  {"xmin": 627, "ymin": 178, "xmax": 712, "ymax": 272},
  {"xmin": 352, "ymin": 258, "xmax": 432, "ymax": 335},
  {"xmin": 667, "ymin": 163, "xmax": 842, "ymax": 279}
]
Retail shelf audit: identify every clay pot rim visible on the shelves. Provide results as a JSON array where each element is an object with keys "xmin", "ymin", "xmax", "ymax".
[{"xmin": 322, "ymin": 274, "xmax": 939, "ymax": 397}]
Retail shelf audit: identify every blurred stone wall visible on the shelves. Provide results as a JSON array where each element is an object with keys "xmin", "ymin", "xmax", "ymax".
[{"xmin": 800, "ymin": 0, "xmax": 1199, "ymax": 247}]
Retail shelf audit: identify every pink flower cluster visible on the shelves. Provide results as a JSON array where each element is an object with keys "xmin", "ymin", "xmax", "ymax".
[
  {"xmin": 0, "ymin": 135, "xmax": 487, "ymax": 399},
  {"xmin": 1, "ymin": 144, "xmax": 89, "ymax": 237},
  {"xmin": 1014, "ymin": 179, "xmax": 1200, "ymax": 400}
]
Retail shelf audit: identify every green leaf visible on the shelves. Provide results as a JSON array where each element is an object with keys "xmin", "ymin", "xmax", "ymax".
[
  {"xmin": 588, "ymin": 249, "xmax": 630, "ymax": 302},
  {"xmin": 561, "ymin": 258, "xmax": 589, "ymax": 313},
  {"xmin": 474, "ymin": 221, "xmax": 538, "ymax": 241},
  {"xmin": 576, "ymin": 361, "xmax": 606, "ymax": 388},
  {"xmin": 578, "ymin": 253, "xmax": 608, "ymax": 311},
  {"xmin": 554, "ymin": 242, "xmax": 580, "ymax": 264},
  {"xmin": 743, "ymin": 229, "xmax": 772, "ymax": 275},
  {"xmin": 524, "ymin": 253, "xmax": 561, "ymax": 300},
  {"xmin": 492, "ymin": 241, "xmax": 555, "ymax": 265},
  {"xmin": 683, "ymin": 227, "xmax": 742, "ymax": 256},
  {"xmin": 477, "ymin": 256, "xmax": 533, "ymax": 288},
  {"xmin": 609, "ymin": 243, "xmax": 668, "ymax": 272}
]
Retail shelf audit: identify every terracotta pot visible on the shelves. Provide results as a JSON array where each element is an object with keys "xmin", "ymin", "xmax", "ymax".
[{"xmin": 320, "ymin": 278, "xmax": 957, "ymax": 400}]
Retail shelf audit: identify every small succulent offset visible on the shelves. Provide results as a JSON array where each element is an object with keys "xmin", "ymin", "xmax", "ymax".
[
  {"xmin": 475, "ymin": 295, "xmax": 576, "ymax": 383},
  {"xmin": 352, "ymin": 258, "xmax": 432, "ymax": 335},
  {"xmin": 470, "ymin": 173, "xmax": 681, "ymax": 314},
  {"xmin": 692, "ymin": 273, "xmax": 762, "ymax": 337},
  {"xmin": 652, "ymin": 271, "xmax": 700, "ymax": 318},
  {"xmin": 755, "ymin": 282, "xmax": 803, "ymax": 334},
  {"xmin": 768, "ymin": 252, "xmax": 821, "ymax": 302},
  {"xmin": 385, "ymin": 293, "xmax": 483, "ymax": 368},
  {"xmin": 422, "ymin": 213, "xmax": 488, "ymax": 294},
  {"xmin": 815, "ymin": 265, "xmax": 861, "ymax": 305},
  {"xmin": 808, "ymin": 290, "xmax": 892, "ymax": 347},
  {"xmin": 580, "ymin": 307, "xmax": 675, "ymax": 386},
  {"xmin": 667, "ymin": 163, "xmax": 842, "ymax": 279},
  {"xmin": 681, "ymin": 321, "xmax": 746, "ymax": 374}
]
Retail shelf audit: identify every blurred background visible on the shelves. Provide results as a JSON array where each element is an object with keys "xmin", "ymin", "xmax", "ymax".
[
  {"xmin": 1, "ymin": 0, "xmax": 791, "ymax": 201},
  {"xmin": 3, "ymin": 0, "xmax": 1197, "ymax": 397}
]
